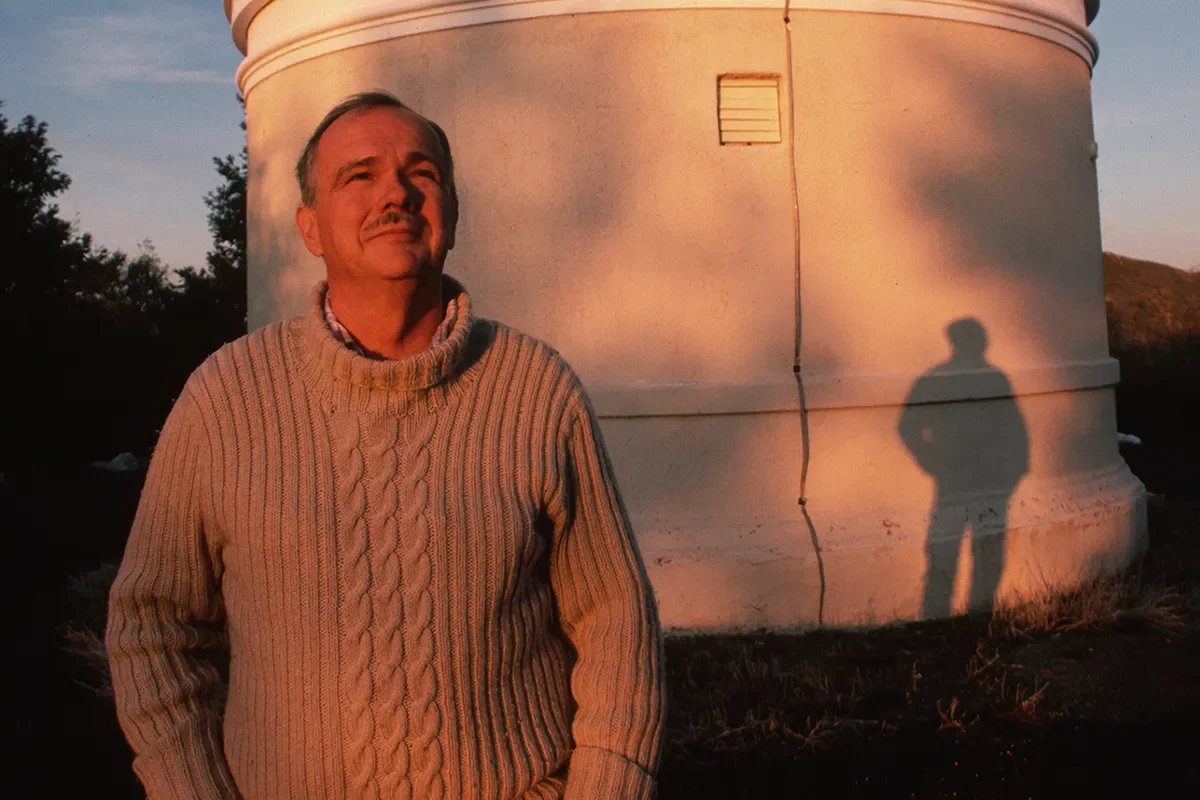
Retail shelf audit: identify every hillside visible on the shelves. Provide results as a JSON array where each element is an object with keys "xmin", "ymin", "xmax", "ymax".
[
  {"xmin": 1104, "ymin": 251, "xmax": 1199, "ymax": 494},
  {"xmin": 1105, "ymin": 252, "xmax": 1200, "ymax": 349}
]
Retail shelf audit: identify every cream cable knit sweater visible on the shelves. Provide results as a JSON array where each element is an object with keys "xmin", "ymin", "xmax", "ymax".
[{"xmin": 106, "ymin": 275, "xmax": 665, "ymax": 800}]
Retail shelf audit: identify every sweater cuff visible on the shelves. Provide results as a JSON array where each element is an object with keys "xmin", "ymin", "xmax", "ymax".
[
  {"xmin": 564, "ymin": 746, "xmax": 655, "ymax": 800},
  {"xmin": 131, "ymin": 711, "xmax": 241, "ymax": 800}
]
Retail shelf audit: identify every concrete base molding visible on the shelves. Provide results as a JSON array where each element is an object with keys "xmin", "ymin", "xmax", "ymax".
[{"xmin": 646, "ymin": 461, "xmax": 1146, "ymax": 631}]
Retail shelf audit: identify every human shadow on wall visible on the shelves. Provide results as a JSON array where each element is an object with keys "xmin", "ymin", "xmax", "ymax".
[{"xmin": 898, "ymin": 318, "xmax": 1029, "ymax": 618}]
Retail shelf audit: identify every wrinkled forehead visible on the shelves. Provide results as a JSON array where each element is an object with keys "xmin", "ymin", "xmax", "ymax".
[{"xmin": 315, "ymin": 105, "xmax": 448, "ymax": 177}]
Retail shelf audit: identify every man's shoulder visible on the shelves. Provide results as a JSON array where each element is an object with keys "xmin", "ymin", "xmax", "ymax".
[
  {"xmin": 477, "ymin": 318, "xmax": 583, "ymax": 386},
  {"xmin": 182, "ymin": 320, "xmax": 294, "ymax": 403},
  {"xmin": 471, "ymin": 318, "xmax": 596, "ymax": 424}
]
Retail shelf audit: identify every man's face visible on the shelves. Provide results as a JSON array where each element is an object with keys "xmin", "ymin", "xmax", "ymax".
[{"xmin": 296, "ymin": 105, "xmax": 457, "ymax": 284}]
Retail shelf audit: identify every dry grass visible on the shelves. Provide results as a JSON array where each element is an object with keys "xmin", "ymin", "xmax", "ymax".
[
  {"xmin": 60, "ymin": 499, "xmax": 1197, "ymax": 791},
  {"xmin": 990, "ymin": 674, "xmax": 1050, "ymax": 721},
  {"xmin": 965, "ymin": 642, "xmax": 1001, "ymax": 678},
  {"xmin": 670, "ymin": 642, "xmax": 870, "ymax": 755},
  {"xmin": 989, "ymin": 572, "xmax": 1190, "ymax": 640},
  {"xmin": 62, "ymin": 624, "xmax": 113, "ymax": 698},
  {"xmin": 936, "ymin": 696, "xmax": 975, "ymax": 732},
  {"xmin": 60, "ymin": 562, "xmax": 119, "ymax": 698},
  {"xmin": 708, "ymin": 709, "xmax": 840, "ymax": 752},
  {"xmin": 665, "ymin": 513, "xmax": 1197, "ymax": 766}
]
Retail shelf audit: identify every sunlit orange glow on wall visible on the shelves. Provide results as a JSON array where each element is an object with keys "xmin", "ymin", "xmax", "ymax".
[{"xmin": 233, "ymin": 1, "xmax": 1144, "ymax": 629}]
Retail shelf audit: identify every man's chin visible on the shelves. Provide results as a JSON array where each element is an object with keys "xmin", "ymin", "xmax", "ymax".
[{"xmin": 356, "ymin": 253, "xmax": 433, "ymax": 279}]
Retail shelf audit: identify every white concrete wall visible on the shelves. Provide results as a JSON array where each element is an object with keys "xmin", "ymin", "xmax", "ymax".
[{"xmin": 230, "ymin": 2, "xmax": 1145, "ymax": 630}]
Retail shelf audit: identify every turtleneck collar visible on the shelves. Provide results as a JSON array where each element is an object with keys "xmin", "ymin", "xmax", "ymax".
[{"xmin": 290, "ymin": 273, "xmax": 479, "ymax": 414}]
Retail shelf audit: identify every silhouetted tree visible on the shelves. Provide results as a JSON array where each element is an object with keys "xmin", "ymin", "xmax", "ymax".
[
  {"xmin": 173, "ymin": 99, "xmax": 247, "ymax": 347},
  {"xmin": 0, "ymin": 100, "xmax": 248, "ymax": 473},
  {"xmin": 0, "ymin": 103, "xmax": 93, "ymax": 336}
]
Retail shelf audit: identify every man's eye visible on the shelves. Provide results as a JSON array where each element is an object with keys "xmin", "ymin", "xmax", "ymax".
[
  {"xmin": 349, "ymin": 172, "xmax": 370, "ymax": 181},
  {"xmin": 413, "ymin": 168, "xmax": 440, "ymax": 182}
]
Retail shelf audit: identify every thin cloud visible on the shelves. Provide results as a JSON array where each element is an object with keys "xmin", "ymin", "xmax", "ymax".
[{"xmin": 49, "ymin": 5, "xmax": 229, "ymax": 89}]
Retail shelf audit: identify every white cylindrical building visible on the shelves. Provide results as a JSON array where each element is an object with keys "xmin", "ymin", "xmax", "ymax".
[{"xmin": 224, "ymin": 0, "xmax": 1145, "ymax": 630}]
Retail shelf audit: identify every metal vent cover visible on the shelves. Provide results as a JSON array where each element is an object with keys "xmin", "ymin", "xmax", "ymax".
[{"xmin": 718, "ymin": 75, "xmax": 782, "ymax": 145}]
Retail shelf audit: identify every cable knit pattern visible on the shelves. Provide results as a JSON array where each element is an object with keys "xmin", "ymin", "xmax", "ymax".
[
  {"xmin": 106, "ymin": 274, "xmax": 665, "ymax": 800},
  {"xmin": 366, "ymin": 418, "xmax": 412, "ymax": 799},
  {"xmin": 331, "ymin": 415, "xmax": 381, "ymax": 800},
  {"xmin": 400, "ymin": 413, "xmax": 445, "ymax": 798}
]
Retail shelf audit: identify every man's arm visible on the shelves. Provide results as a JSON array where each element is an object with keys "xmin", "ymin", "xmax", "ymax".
[
  {"xmin": 549, "ymin": 394, "xmax": 666, "ymax": 800},
  {"xmin": 105, "ymin": 387, "xmax": 241, "ymax": 800}
]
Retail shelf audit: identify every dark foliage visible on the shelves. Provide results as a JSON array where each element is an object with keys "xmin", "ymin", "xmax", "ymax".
[
  {"xmin": 1104, "ymin": 252, "xmax": 1200, "ymax": 494},
  {"xmin": 0, "ymin": 101, "xmax": 247, "ymax": 477},
  {"xmin": 174, "ymin": 101, "xmax": 248, "ymax": 343},
  {"xmin": 6, "ymin": 99, "xmax": 247, "ymax": 799}
]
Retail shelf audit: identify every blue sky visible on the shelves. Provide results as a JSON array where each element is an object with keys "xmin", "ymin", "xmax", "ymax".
[
  {"xmin": 1091, "ymin": 0, "xmax": 1198, "ymax": 270},
  {"xmin": 0, "ymin": 1, "xmax": 244, "ymax": 271},
  {"xmin": 1, "ymin": 1, "xmax": 1196, "ymax": 271}
]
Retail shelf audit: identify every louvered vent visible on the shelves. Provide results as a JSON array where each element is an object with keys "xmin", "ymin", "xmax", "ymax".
[{"xmin": 717, "ymin": 75, "xmax": 781, "ymax": 145}]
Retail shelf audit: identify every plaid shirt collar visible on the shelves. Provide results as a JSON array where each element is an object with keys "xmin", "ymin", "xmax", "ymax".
[{"xmin": 323, "ymin": 290, "xmax": 456, "ymax": 359}]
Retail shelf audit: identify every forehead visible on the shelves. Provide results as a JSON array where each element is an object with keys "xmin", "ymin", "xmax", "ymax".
[{"xmin": 314, "ymin": 105, "xmax": 445, "ymax": 173}]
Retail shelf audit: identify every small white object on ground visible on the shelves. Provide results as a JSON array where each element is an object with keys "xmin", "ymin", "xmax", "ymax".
[{"xmin": 91, "ymin": 452, "xmax": 141, "ymax": 472}]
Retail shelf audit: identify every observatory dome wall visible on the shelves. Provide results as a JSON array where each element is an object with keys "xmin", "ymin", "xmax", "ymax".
[{"xmin": 227, "ymin": 0, "xmax": 1145, "ymax": 628}]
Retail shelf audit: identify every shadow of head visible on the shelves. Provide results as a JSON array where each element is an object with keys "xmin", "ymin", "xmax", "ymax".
[{"xmin": 946, "ymin": 316, "xmax": 988, "ymax": 364}]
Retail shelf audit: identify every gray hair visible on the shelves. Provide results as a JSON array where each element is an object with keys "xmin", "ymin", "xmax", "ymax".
[{"xmin": 296, "ymin": 91, "xmax": 455, "ymax": 207}]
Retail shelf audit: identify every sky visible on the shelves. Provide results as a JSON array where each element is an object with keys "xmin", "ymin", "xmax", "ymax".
[{"xmin": 0, "ymin": 0, "xmax": 1196, "ymax": 272}]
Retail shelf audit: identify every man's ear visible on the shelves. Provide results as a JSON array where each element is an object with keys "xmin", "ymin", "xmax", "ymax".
[{"xmin": 295, "ymin": 203, "xmax": 324, "ymax": 257}]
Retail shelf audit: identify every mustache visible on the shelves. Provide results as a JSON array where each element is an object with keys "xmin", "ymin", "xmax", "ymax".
[{"xmin": 364, "ymin": 210, "xmax": 420, "ymax": 234}]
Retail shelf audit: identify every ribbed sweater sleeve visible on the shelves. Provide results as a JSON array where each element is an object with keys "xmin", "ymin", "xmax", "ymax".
[
  {"xmin": 551, "ymin": 394, "xmax": 666, "ymax": 800},
  {"xmin": 105, "ymin": 384, "xmax": 241, "ymax": 800}
]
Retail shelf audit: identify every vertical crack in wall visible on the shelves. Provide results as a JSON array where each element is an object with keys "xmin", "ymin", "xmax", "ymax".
[{"xmin": 784, "ymin": 1, "xmax": 826, "ymax": 627}]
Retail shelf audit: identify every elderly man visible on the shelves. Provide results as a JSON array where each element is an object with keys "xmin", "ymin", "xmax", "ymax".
[{"xmin": 106, "ymin": 92, "xmax": 665, "ymax": 800}]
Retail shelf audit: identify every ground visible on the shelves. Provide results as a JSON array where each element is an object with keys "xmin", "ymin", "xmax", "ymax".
[
  {"xmin": 659, "ymin": 490, "xmax": 1200, "ymax": 798},
  {"xmin": 10, "ymin": 457, "xmax": 1196, "ymax": 798}
]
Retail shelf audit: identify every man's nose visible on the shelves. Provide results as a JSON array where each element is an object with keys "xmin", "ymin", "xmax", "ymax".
[{"xmin": 380, "ymin": 170, "xmax": 422, "ymax": 211}]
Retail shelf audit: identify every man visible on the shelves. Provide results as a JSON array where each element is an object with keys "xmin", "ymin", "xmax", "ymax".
[{"xmin": 107, "ymin": 91, "xmax": 665, "ymax": 800}]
